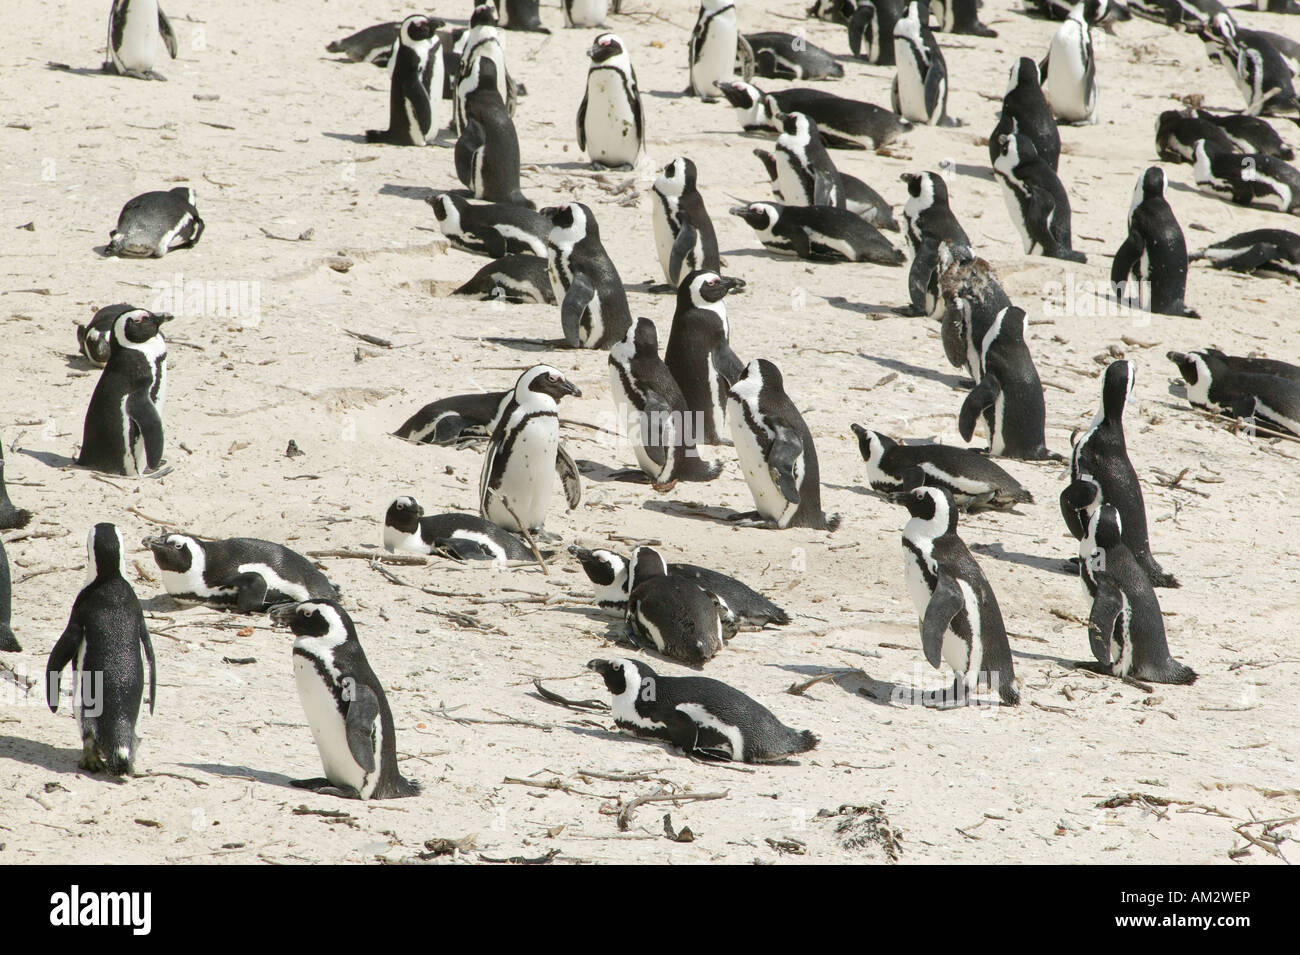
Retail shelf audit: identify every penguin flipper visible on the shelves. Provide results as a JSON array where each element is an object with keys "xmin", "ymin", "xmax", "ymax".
[
  {"xmin": 958, "ymin": 374, "xmax": 1001, "ymax": 442},
  {"xmin": 158, "ymin": 7, "xmax": 178, "ymax": 59},
  {"xmin": 560, "ymin": 272, "xmax": 596, "ymax": 348},
  {"xmin": 812, "ymin": 169, "xmax": 840, "ymax": 207},
  {"xmin": 1111, "ymin": 232, "xmax": 1142, "ymax": 288},
  {"xmin": 848, "ymin": 8, "xmax": 870, "ymax": 59},
  {"xmin": 668, "ymin": 222, "xmax": 700, "ymax": 287},
  {"xmin": 344, "ymin": 683, "xmax": 381, "ymax": 774},
  {"xmin": 556, "ymin": 442, "xmax": 583, "ymax": 509},
  {"xmin": 46, "ymin": 618, "xmax": 84, "ymax": 713},
  {"xmin": 1038, "ymin": 52, "xmax": 1050, "ymax": 83},
  {"xmin": 921, "ymin": 572, "xmax": 965, "ymax": 669},
  {"xmin": 127, "ymin": 391, "xmax": 165, "ymax": 470},
  {"xmin": 227, "ymin": 573, "xmax": 270, "ymax": 614},
  {"xmin": 1088, "ymin": 573, "xmax": 1124, "ymax": 666},
  {"xmin": 141, "ymin": 626, "xmax": 157, "ymax": 715},
  {"xmin": 576, "ymin": 90, "xmax": 588, "ymax": 152},
  {"xmin": 403, "ymin": 73, "xmax": 434, "ymax": 141},
  {"xmin": 736, "ymin": 34, "xmax": 756, "ymax": 82},
  {"xmin": 767, "ymin": 423, "xmax": 805, "ymax": 505},
  {"xmin": 640, "ymin": 393, "xmax": 674, "ymax": 471}
]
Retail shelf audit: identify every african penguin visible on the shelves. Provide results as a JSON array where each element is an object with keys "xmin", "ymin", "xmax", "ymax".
[
  {"xmin": 105, "ymin": 0, "xmax": 177, "ymax": 80},
  {"xmin": 1192, "ymin": 229, "xmax": 1300, "ymax": 279},
  {"xmin": 1193, "ymin": 109, "xmax": 1293, "ymax": 160},
  {"xmin": 1200, "ymin": 13, "xmax": 1300, "ymax": 118},
  {"xmin": 1112, "ymin": 167, "xmax": 1196, "ymax": 317},
  {"xmin": 664, "ymin": 270, "xmax": 745, "ymax": 446},
  {"xmin": 624, "ymin": 547, "xmax": 735, "ymax": 665},
  {"xmin": 993, "ymin": 132, "xmax": 1086, "ymax": 262},
  {"xmin": 364, "ymin": 14, "xmax": 445, "ymax": 146},
  {"xmin": 383, "ymin": 496, "xmax": 544, "ymax": 562},
  {"xmin": 1167, "ymin": 349, "xmax": 1300, "ymax": 437},
  {"xmin": 46, "ymin": 524, "xmax": 156, "ymax": 775},
  {"xmin": 454, "ymin": 5, "xmax": 516, "ymax": 133},
  {"xmin": 76, "ymin": 308, "xmax": 169, "ymax": 476},
  {"xmin": 271, "ymin": 600, "xmax": 419, "ymax": 799},
  {"xmin": 689, "ymin": 0, "xmax": 740, "ymax": 99},
  {"xmin": 1155, "ymin": 109, "xmax": 1237, "ymax": 164},
  {"xmin": 497, "ymin": 0, "xmax": 551, "ymax": 33},
  {"xmin": 106, "ymin": 187, "xmax": 203, "ymax": 258},
  {"xmin": 652, "ymin": 157, "xmax": 723, "ymax": 288},
  {"xmin": 544, "ymin": 202, "xmax": 632, "ymax": 348},
  {"xmin": 851, "ymin": 425, "xmax": 1033, "ymax": 510},
  {"xmin": 427, "ymin": 193, "xmax": 549, "ymax": 257},
  {"xmin": 730, "ymin": 201, "xmax": 904, "ymax": 264},
  {"xmin": 745, "ymin": 32, "xmax": 844, "ymax": 80},
  {"xmin": 455, "ymin": 58, "xmax": 532, "ymax": 208},
  {"xmin": 893, "ymin": 486, "xmax": 1019, "ymax": 705},
  {"xmin": 753, "ymin": 150, "xmax": 898, "ymax": 230},
  {"xmin": 934, "ymin": 242, "xmax": 1011, "ymax": 379},
  {"xmin": 452, "ymin": 255, "xmax": 557, "ymax": 303},
  {"xmin": 718, "ymin": 80, "xmax": 912, "ymax": 150},
  {"xmin": 0, "ymin": 442, "xmax": 32, "ymax": 531},
  {"xmin": 774, "ymin": 112, "xmax": 845, "ymax": 208},
  {"xmin": 327, "ymin": 22, "xmax": 400, "ymax": 64},
  {"xmin": 564, "ymin": 0, "xmax": 609, "ymax": 28},
  {"xmin": 901, "ymin": 171, "xmax": 971, "ymax": 315},
  {"xmin": 587, "ymin": 658, "xmax": 818, "ymax": 762},
  {"xmin": 727, "ymin": 358, "xmax": 841, "ymax": 530},
  {"xmin": 577, "ymin": 33, "xmax": 644, "ymax": 169},
  {"xmin": 1192, "ymin": 139, "xmax": 1300, "ymax": 215},
  {"xmin": 143, "ymin": 533, "xmax": 340, "ymax": 612},
  {"xmin": 77, "ymin": 304, "xmax": 152, "ymax": 368},
  {"xmin": 0, "ymin": 531, "xmax": 17, "ymax": 651},
  {"xmin": 891, "ymin": 1, "xmax": 960, "ymax": 126},
  {"xmin": 609, "ymin": 317, "xmax": 723, "ymax": 488},
  {"xmin": 929, "ymin": 0, "xmax": 997, "ymax": 35},
  {"xmin": 479, "ymin": 365, "xmax": 583, "ymax": 538},
  {"xmin": 395, "ymin": 389, "xmax": 509, "ymax": 446},
  {"xmin": 991, "ymin": 58, "xmax": 1060, "ymax": 172},
  {"xmin": 847, "ymin": 0, "xmax": 904, "ymax": 65},
  {"xmin": 1040, "ymin": 0, "xmax": 1106, "ymax": 125}
]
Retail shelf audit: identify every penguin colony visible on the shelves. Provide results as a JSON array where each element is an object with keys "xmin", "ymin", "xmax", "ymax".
[{"xmin": 4, "ymin": 0, "xmax": 1300, "ymax": 855}]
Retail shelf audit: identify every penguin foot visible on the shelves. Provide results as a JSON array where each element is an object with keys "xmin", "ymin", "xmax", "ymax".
[
  {"xmin": 651, "ymin": 481, "xmax": 678, "ymax": 494},
  {"xmin": 0, "ymin": 506, "xmax": 32, "ymax": 530},
  {"xmin": 290, "ymin": 777, "xmax": 361, "ymax": 798},
  {"xmin": 727, "ymin": 511, "xmax": 772, "ymax": 528},
  {"xmin": 0, "ymin": 627, "xmax": 20, "ymax": 653},
  {"xmin": 290, "ymin": 776, "xmax": 333, "ymax": 790},
  {"xmin": 143, "ymin": 71, "xmax": 168, "ymax": 81}
]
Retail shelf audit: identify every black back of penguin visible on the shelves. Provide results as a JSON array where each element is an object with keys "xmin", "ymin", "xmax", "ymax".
[
  {"xmin": 458, "ymin": 58, "xmax": 531, "ymax": 208},
  {"xmin": 991, "ymin": 58, "xmax": 1059, "ymax": 172},
  {"xmin": 76, "ymin": 309, "xmax": 168, "ymax": 476},
  {"xmin": 958, "ymin": 306, "xmax": 1056, "ymax": 460},
  {"xmin": 546, "ymin": 202, "xmax": 632, "ymax": 348},
  {"xmin": 1112, "ymin": 167, "xmax": 1195, "ymax": 317}
]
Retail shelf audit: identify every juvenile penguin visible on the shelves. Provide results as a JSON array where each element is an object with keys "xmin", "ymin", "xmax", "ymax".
[
  {"xmin": 455, "ymin": 59, "xmax": 532, "ymax": 208},
  {"xmin": 364, "ymin": 14, "xmax": 445, "ymax": 146},
  {"xmin": 1078, "ymin": 505, "xmax": 1196, "ymax": 684},
  {"xmin": 327, "ymin": 22, "xmax": 400, "ymax": 64},
  {"xmin": 395, "ymin": 390, "xmax": 509, "ymax": 445},
  {"xmin": 934, "ymin": 243, "xmax": 1011, "ymax": 379},
  {"xmin": 852, "ymin": 425, "xmax": 1033, "ymax": 510},
  {"xmin": 727, "ymin": 359, "xmax": 841, "ymax": 530},
  {"xmin": 689, "ymin": 0, "xmax": 740, "ymax": 99},
  {"xmin": 587, "ymin": 658, "xmax": 819, "ymax": 762},
  {"xmin": 609, "ymin": 318, "xmax": 723, "ymax": 488},
  {"xmin": 848, "ymin": 0, "xmax": 904, "ymax": 65},
  {"xmin": 1192, "ymin": 139, "xmax": 1300, "ymax": 215},
  {"xmin": 993, "ymin": 132, "xmax": 1086, "ymax": 262},
  {"xmin": 271, "ymin": 600, "xmax": 420, "ymax": 799},
  {"xmin": 105, "ymin": 0, "xmax": 177, "ymax": 80},
  {"xmin": 746, "ymin": 32, "xmax": 845, "ymax": 80},
  {"xmin": 383, "ymin": 496, "xmax": 543, "ymax": 561},
  {"xmin": 652, "ymin": 157, "xmax": 722, "ymax": 287},
  {"xmin": 891, "ymin": 2, "xmax": 960, "ymax": 126},
  {"xmin": 577, "ymin": 33, "xmax": 644, "ymax": 169},
  {"xmin": 1069, "ymin": 360, "xmax": 1178, "ymax": 587},
  {"xmin": 1192, "ymin": 228, "xmax": 1300, "ymax": 279},
  {"xmin": 929, "ymin": 0, "xmax": 997, "ymax": 35},
  {"xmin": 144, "ymin": 532, "xmax": 340, "ymax": 611},
  {"xmin": 664, "ymin": 271, "xmax": 745, "ymax": 445},
  {"xmin": 427, "ymin": 193, "xmax": 548, "ymax": 257},
  {"xmin": 452, "ymin": 255, "xmax": 557, "ymax": 303},
  {"xmin": 0, "ymin": 442, "xmax": 32, "ymax": 531},
  {"xmin": 719, "ymin": 80, "xmax": 912, "ymax": 150},
  {"xmin": 730, "ymin": 201, "xmax": 904, "ymax": 264},
  {"xmin": 544, "ymin": 202, "xmax": 632, "ymax": 348},
  {"xmin": 1040, "ymin": 0, "xmax": 1107, "ymax": 125},
  {"xmin": 1167, "ymin": 349, "xmax": 1300, "ymax": 436},
  {"xmin": 106, "ymin": 187, "xmax": 203, "ymax": 258},
  {"xmin": 1112, "ymin": 167, "xmax": 1196, "ymax": 317},
  {"xmin": 625, "ymin": 547, "xmax": 735, "ymax": 665},
  {"xmin": 774, "ymin": 112, "xmax": 845, "ymax": 208},
  {"xmin": 76, "ymin": 308, "xmax": 169, "ymax": 476},
  {"xmin": 893, "ymin": 486, "xmax": 1019, "ymax": 705},
  {"xmin": 46, "ymin": 524, "xmax": 156, "ymax": 774},
  {"xmin": 958, "ymin": 306, "xmax": 1059, "ymax": 461},
  {"xmin": 564, "ymin": 0, "xmax": 609, "ymax": 28},
  {"xmin": 991, "ymin": 58, "xmax": 1060, "ymax": 172},
  {"xmin": 479, "ymin": 365, "xmax": 583, "ymax": 537}
]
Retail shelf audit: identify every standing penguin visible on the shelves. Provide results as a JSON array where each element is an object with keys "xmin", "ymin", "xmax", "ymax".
[
  {"xmin": 1069, "ymin": 360, "xmax": 1178, "ymax": 588},
  {"xmin": 665, "ymin": 271, "xmax": 745, "ymax": 445},
  {"xmin": 455, "ymin": 58, "xmax": 532, "ymax": 208},
  {"xmin": 1079, "ymin": 505, "xmax": 1196, "ymax": 684},
  {"xmin": 993, "ymin": 132, "xmax": 1086, "ymax": 262},
  {"xmin": 1040, "ymin": 0, "xmax": 1108, "ymax": 125},
  {"xmin": 774, "ymin": 112, "xmax": 845, "ymax": 207},
  {"xmin": 498, "ymin": 0, "xmax": 551, "ymax": 32},
  {"xmin": 848, "ymin": 0, "xmax": 904, "ymax": 65},
  {"xmin": 652, "ymin": 157, "xmax": 723, "ymax": 287},
  {"xmin": 990, "ymin": 58, "xmax": 1060, "ymax": 172},
  {"xmin": 544, "ymin": 202, "xmax": 632, "ymax": 348},
  {"xmin": 891, "ymin": 2, "xmax": 960, "ymax": 126},
  {"xmin": 727, "ymin": 359, "xmax": 840, "ymax": 530},
  {"xmin": 0, "ymin": 442, "xmax": 32, "ymax": 531},
  {"xmin": 929, "ymin": 0, "xmax": 997, "ymax": 35},
  {"xmin": 0, "ymin": 530, "xmax": 17, "ymax": 651},
  {"xmin": 364, "ymin": 14, "xmax": 445, "ymax": 146},
  {"xmin": 564, "ymin": 0, "xmax": 609, "ymax": 27},
  {"xmin": 1112, "ymin": 167, "xmax": 1197, "ymax": 317},
  {"xmin": 689, "ymin": 0, "xmax": 741, "ymax": 99},
  {"xmin": 76, "ymin": 308, "xmax": 170, "ymax": 476},
  {"xmin": 893, "ymin": 486, "xmax": 1019, "ymax": 705},
  {"xmin": 454, "ymin": 5, "xmax": 516, "ymax": 133},
  {"xmin": 934, "ymin": 243, "xmax": 1011, "ymax": 380},
  {"xmin": 104, "ymin": 0, "xmax": 177, "ymax": 80},
  {"xmin": 609, "ymin": 318, "xmax": 723, "ymax": 488},
  {"xmin": 577, "ymin": 33, "xmax": 644, "ymax": 170},
  {"xmin": 271, "ymin": 600, "xmax": 420, "ymax": 799},
  {"xmin": 901, "ymin": 171, "xmax": 971, "ymax": 314},
  {"xmin": 479, "ymin": 365, "xmax": 583, "ymax": 538},
  {"xmin": 46, "ymin": 524, "xmax": 157, "ymax": 775},
  {"xmin": 958, "ymin": 306, "xmax": 1059, "ymax": 461}
]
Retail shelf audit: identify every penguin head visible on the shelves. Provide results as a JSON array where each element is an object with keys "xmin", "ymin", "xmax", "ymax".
[
  {"xmin": 427, "ymin": 193, "xmax": 461, "ymax": 226},
  {"xmin": 587, "ymin": 657, "xmax": 650, "ymax": 697},
  {"xmin": 1084, "ymin": 0, "xmax": 1131, "ymax": 28},
  {"xmin": 385, "ymin": 496, "xmax": 424, "ymax": 534},
  {"xmin": 588, "ymin": 33, "xmax": 628, "ymax": 64},
  {"xmin": 568, "ymin": 546, "xmax": 628, "ymax": 588},
  {"xmin": 901, "ymin": 171, "xmax": 946, "ymax": 210},
  {"xmin": 1100, "ymin": 359, "xmax": 1135, "ymax": 423},
  {"xmin": 1089, "ymin": 504, "xmax": 1123, "ymax": 551},
  {"xmin": 996, "ymin": 133, "xmax": 1037, "ymax": 168},
  {"xmin": 729, "ymin": 202, "xmax": 780, "ymax": 234},
  {"xmin": 752, "ymin": 148, "xmax": 779, "ymax": 183},
  {"xmin": 469, "ymin": 3, "xmax": 499, "ymax": 27},
  {"xmin": 518, "ymin": 364, "xmax": 582, "ymax": 404},
  {"xmin": 626, "ymin": 317, "xmax": 659, "ymax": 357},
  {"xmin": 1167, "ymin": 351, "xmax": 1213, "ymax": 406},
  {"xmin": 655, "ymin": 157, "xmax": 695, "ymax": 197},
  {"xmin": 1138, "ymin": 167, "xmax": 1167, "ymax": 206},
  {"xmin": 112, "ymin": 309, "xmax": 171, "ymax": 351},
  {"xmin": 717, "ymin": 80, "xmax": 762, "ymax": 112},
  {"xmin": 270, "ymin": 600, "xmax": 356, "ymax": 643},
  {"xmin": 1202, "ymin": 12, "xmax": 1236, "ymax": 48},
  {"xmin": 700, "ymin": 0, "xmax": 734, "ymax": 13},
  {"xmin": 1009, "ymin": 57, "xmax": 1039, "ymax": 92},
  {"xmin": 779, "ymin": 111, "xmax": 813, "ymax": 142},
  {"xmin": 543, "ymin": 202, "xmax": 593, "ymax": 246},
  {"xmin": 993, "ymin": 305, "xmax": 1026, "ymax": 344},
  {"xmin": 850, "ymin": 425, "xmax": 897, "ymax": 466},
  {"xmin": 143, "ymin": 533, "xmax": 201, "ymax": 574},
  {"xmin": 86, "ymin": 523, "xmax": 126, "ymax": 584},
  {"xmin": 399, "ymin": 13, "xmax": 443, "ymax": 45},
  {"xmin": 628, "ymin": 546, "xmax": 669, "ymax": 592},
  {"xmin": 891, "ymin": 485, "xmax": 958, "ymax": 537},
  {"xmin": 742, "ymin": 358, "xmax": 783, "ymax": 395},
  {"xmin": 683, "ymin": 270, "xmax": 737, "ymax": 309}
]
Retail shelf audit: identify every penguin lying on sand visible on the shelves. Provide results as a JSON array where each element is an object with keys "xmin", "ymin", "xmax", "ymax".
[{"xmin": 143, "ymin": 533, "xmax": 340, "ymax": 612}]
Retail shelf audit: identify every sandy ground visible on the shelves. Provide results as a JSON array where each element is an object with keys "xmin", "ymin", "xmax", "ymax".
[{"xmin": 1, "ymin": 0, "xmax": 1298, "ymax": 865}]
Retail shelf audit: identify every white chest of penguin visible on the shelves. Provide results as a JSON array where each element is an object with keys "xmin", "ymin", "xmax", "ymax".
[
  {"xmin": 584, "ymin": 72, "xmax": 638, "ymax": 162},
  {"xmin": 496, "ymin": 416, "xmax": 559, "ymax": 521},
  {"xmin": 293, "ymin": 655, "xmax": 368, "ymax": 794}
]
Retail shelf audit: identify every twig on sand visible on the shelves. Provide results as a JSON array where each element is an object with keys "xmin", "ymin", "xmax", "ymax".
[
  {"xmin": 132, "ymin": 770, "xmax": 209, "ymax": 788},
  {"xmin": 501, "ymin": 776, "xmax": 613, "ymax": 798},
  {"xmin": 617, "ymin": 788, "xmax": 729, "ymax": 831},
  {"xmin": 497, "ymin": 495, "xmax": 548, "ymax": 576},
  {"xmin": 532, "ymin": 679, "xmax": 610, "ymax": 713},
  {"xmin": 427, "ymin": 704, "xmax": 553, "ymax": 732},
  {"xmin": 308, "ymin": 549, "xmax": 427, "ymax": 565}
]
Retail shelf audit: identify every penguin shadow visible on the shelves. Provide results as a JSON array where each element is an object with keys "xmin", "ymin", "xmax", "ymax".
[
  {"xmin": 378, "ymin": 183, "xmax": 438, "ymax": 202},
  {"xmin": 720, "ymin": 246, "xmax": 782, "ymax": 259},
  {"xmin": 641, "ymin": 498, "xmax": 751, "ymax": 527},
  {"xmin": 546, "ymin": 604, "xmax": 612, "ymax": 623},
  {"xmin": 819, "ymin": 296, "xmax": 911, "ymax": 317},
  {"xmin": 63, "ymin": 353, "xmax": 97, "ymax": 372},
  {"xmin": 861, "ymin": 355, "xmax": 972, "ymax": 391},
  {"xmin": 968, "ymin": 541, "xmax": 1075, "ymax": 576},
  {"xmin": 530, "ymin": 161, "xmax": 625, "ymax": 173},
  {"xmin": 321, "ymin": 132, "xmax": 372, "ymax": 144},
  {"xmin": 178, "ymin": 762, "xmax": 299, "ymax": 789},
  {"xmin": 574, "ymin": 459, "xmax": 650, "ymax": 484},
  {"xmin": 15, "ymin": 448, "xmax": 77, "ymax": 469},
  {"xmin": 823, "ymin": 481, "xmax": 878, "ymax": 499},
  {"xmin": 0, "ymin": 735, "xmax": 128, "ymax": 781},
  {"xmin": 945, "ymin": 163, "xmax": 996, "ymax": 184},
  {"xmin": 643, "ymin": 89, "xmax": 692, "ymax": 101},
  {"xmin": 44, "ymin": 62, "xmax": 113, "ymax": 78},
  {"xmin": 769, "ymin": 664, "xmax": 903, "ymax": 708},
  {"xmin": 624, "ymin": 281, "xmax": 678, "ymax": 296},
  {"xmin": 139, "ymin": 594, "xmax": 209, "ymax": 614}
]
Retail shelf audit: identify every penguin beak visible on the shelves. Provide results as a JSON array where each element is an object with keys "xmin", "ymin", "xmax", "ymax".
[
  {"xmin": 568, "ymin": 544, "xmax": 592, "ymax": 560},
  {"xmin": 728, "ymin": 205, "xmax": 752, "ymax": 217},
  {"xmin": 1166, "ymin": 351, "xmax": 1187, "ymax": 364},
  {"xmin": 585, "ymin": 659, "xmax": 613, "ymax": 678},
  {"xmin": 153, "ymin": 313, "xmax": 174, "ymax": 324},
  {"xmin": 141, "ymin": 533, "xmax": 167, "ymax": 549},
  {"xmin": 558, "ymin": 377, "xmax": 582, "ymax": 399},
  {"xmin": 268, "ymin": 602, "xmax": 301, "ymax": 627}
]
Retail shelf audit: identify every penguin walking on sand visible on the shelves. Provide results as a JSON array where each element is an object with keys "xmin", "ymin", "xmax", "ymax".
[
  {"xmin": 689, "ymin": 0, "xmax": 741, "ymax": 99},
  {"xmin": 958, "ymin": 306, "xmax": 1059, "ymax": 461},
  {"xmin": 0, "ymin": 443, "xmax": 32, "ymax": 531},
  {"xmin": 1040, "ymin": 0, "xmax": 1114, "ymax": 125},
  {"xmin": 727, "ymin": 359, "xmax": 840, "ymax": 530},
  {"xmin": 892, "ymin": 2, "xmax": 959, "ymax": 126},
  {"xmin": 544, "ymin": 202, "xmax": 632, "ymax": 348},
  {"xmin": 1112, "ymin": 167, "xmax": 1197, "ymax": 317},
  {"xmin": 993, "ymin": 132, "xmax": 1086, "ymax": 262},
  {"xmin": 105, "ymin": 0, "xmax": 177, "ymax": 80},
  {"xmin": 578, "ymin": 33, "xmax": 644, "ymax": 170},
  {"xmin": 665, "ymin": 271, "xmax": 745, "ymax": 445},
  {"xmin": 383, "ymin": 496, "xmax": 546, "ymax": 561},
  {"xmin": 892, "ymin": 486, "xmax": 1020, "ymax": 705},
  {"xmin": 456, "ymin": 59, "xmax": 532, "ymax": 208},
  {"xmin": 46, "ymin": 524, "xmax": 157, "ymax": 775},
  {"xmin": 609, "ymin": 318, "xmax": 723, "ymax": 489},
  {"xmin": 625, "ymin": 547, "xmax": 735, "ymax": 665},
  {"xmin": 652, "ymin": 158, "xmax": 723, "ymax": 288},
  {"xmin": 1078, "ymin": 505, "xmax": 1196, "ymax": 684},
  {"xmin": 76, "ymin": 308, "xmax": 170, "ymax": 477},
  {"xmin": 991, "ymin": 58, "xmax": 1059, "ymax": 172},
  {"xmin": 1068, "ymin": 360, "xmax": 1178, "ymax": 588},
  {"xmin": 774, "ymin": 112, "xmax": 845, "ymax": 207},
  {"xmin": 364, "ymin": 14, "xmax": 445, "ymax": 145},
  {"xmin": 271, "ymin": 600, "xmax": 420, "ymax": 799},
  {"xmin": 587, "ymin": 658, "xmax": 818, "ymax": 762},
  {"xmin": 479, "ymin": 365, "xmax": 583, "ymax": 539}
]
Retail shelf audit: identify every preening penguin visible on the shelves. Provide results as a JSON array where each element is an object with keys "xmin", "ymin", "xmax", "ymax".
[
  {"xmin": 577, "ymin": 33, "xmax": 644, "ymax": 170},
  {"xmin": 46, "ymin": 524, "xmax": 157, "ymax": 775},
  {"xmin": 271, "ymin": 600, "xmax": 420, "ymax": 799},
  {"xmin": 143, "ymin": 533, "xmax": 340, "ymax": 612},
  {"xmin": 664, "ymin": 270, "xmax": 745, "ymax": 446},
  {"xmin": 934, "ymin": 242, "xmax": 1011, "ymax": 380},
  {"xmin": 106, "ymin": 187, "xmax": 203, "ymax": 258},
  {"xmin": 651, "ymin": 157, "xmax": 723, "ymax": 287},
  {"xmin": 727, "ymin": 359, "xmax": 841, "ymax": 530},
  {"xmin": 544, "ymin": 202, "xmax": 633, "ymax": 348},
  {"xmin": 105, "ymin": 0, "xmax": 177, "ymax": 80},
  {"xmin": 624, "ymin": 547, "xmax": 735, "ymax": 665},
  {"xmin": 1111, "ymin": 167, "xmax": 1197, "ymax": 317},
  {"xmin": 587, "ymin": 657, "xmax": 819, "ymax": 762},
  {"xmin": 892, "ymin": 487, "xmax": 1020, "ymax": 705},
  {"xmin": 364, "ymin": 14, "xmax": 444, "ymax": 146}
]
